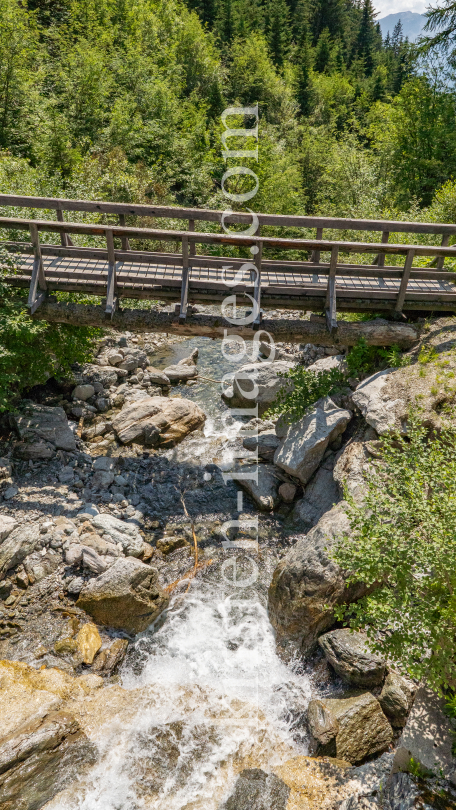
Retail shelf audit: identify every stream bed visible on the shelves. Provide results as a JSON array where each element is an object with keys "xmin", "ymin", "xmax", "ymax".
[{"xmin": 44, "ymin": 335, "xmax": 315, "ymax": 809}]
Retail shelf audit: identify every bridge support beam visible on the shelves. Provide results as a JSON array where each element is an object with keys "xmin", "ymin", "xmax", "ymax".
[{"xmin": 31, "ymin": 300, "xmax": 420, "ymax": 348}]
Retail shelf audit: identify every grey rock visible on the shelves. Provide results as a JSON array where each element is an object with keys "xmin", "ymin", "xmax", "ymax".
[
  {"xmin": 291, "ymin": 459, "xmax": 340, "ymax": 531},
  {"xmin": 306, "ymin": 354, "xmax": 347, "ymax": 373},
  {"xmin": 0, "ymin": 710, "xmax": 97, "ymax": 810},
  {"xmin": 58, "ymin": 466, "xmax": 75, "ymax": 485},
  {"xmin": 3, "ymin": 486, "xmax": 18, "ymax": 500},
  {"xmin": 66, "ymin": 577, "xmax": 84, "ymax": 595},
  {"xmin": 220, "ymin": 768, "xmax": 290, "ymax": 810},
  {"xmin": 242, "ymin": 430, "xmax": 281, "ymax": 462},
  {"xmin": 278, "ymin": 482, "xmax": 297, "ymax": 503},
  {"xmin": 91, "ymin": 513, "xmax": 143, "ymax": 557},
  {"xmin": 392, "ymin": 685, "xmax": 456, "ymax": 780},
  {"xmin": 91, "ymin": 470, "xmax": 114, "ymax": 490},
  {"xmin": 268, "ymin": 503, "xmax": 370, "ymax": 651},
  {"xmin": 0, "ymin": 524, "xmax": 40, "ymax": 578},
  {"xmin": 77, "ymin": 557, "xmax": 169, "ymax": 633},
  {"xmin": 163, "ymin": 363, "xmax": 198, "ymax": 382},
  {"xmin": 92, "ymin": 457, "xmax": 115, "ymax": 472},
  {"xmin": 106, "ymin": 350, "xmax": 124, "ymax": 366},
  {"xmin": 147, "ymin": 367, "xmax": 171, "ymax": 385},
  {"xmin": 333, "ymin": 441, "xmax": 371, "ymax": 505},
  {"xmin": 0, "ymin": 459, "xmax": 12, "ymax": 480},
  {"xmin": 95, "ymin": 397, "xmax": 110, "ymax": 413},
  {"xmin": 0, "ymin": 516, "xmax": 17, "ymax": 542},
  {"xmin": 119, "ymin": 356, "xmax": 138, "ymax": 372},
  {"xmin": 274, "ymin": 397, "xmax": 352, "ymax": 485},
  {"xmin": 65, "ymin": 544, "xmax": 84, "ymax": 566},
  {"xmin": 13, "ymin": 441, "xmax": 55, "ymax": 460},
  {"xmin": 112, "ymin": 396, "xmax": 205, "ymax": 447},
  {"xmin": 352, "ymin": 369, "xmax": 403, "ymax": 436},
  {"xmin": 379, "ymin": 672, "xmax": 414, "ymax": 727},
  {"xmin": 222, "ymin": 360, "xmax": 296, "ymax": 416},
  {"xmin": 81, "ymin": 546, "xmax": 108, "ymax": 574},
  {"xmin": 321, "ymin": 693, "xmax": 393, "ymax": 764},
  {"xmin": 83, "ymin": 365, "xmax": 118, "ymax": 387},
  {"xmin": 318, "ymin": 629, "xmax": 386, "ymax": 688},
  {"xmin": 72, "ymin": 384, "xmax": 95, "ymax": 401},
  {"xmin": 307, "ymin": 699, "xmax": 340, "ymax": 745},
  {"xmin": 236, "ymin": 463, "xmax": 282, "ymax": 512},
  {"xmin": 13, "ymin": 405, "xmax": 76, "ymax": 451}
]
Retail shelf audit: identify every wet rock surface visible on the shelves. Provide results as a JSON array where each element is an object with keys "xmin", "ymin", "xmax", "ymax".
[
  {"xmin": 318, "ymin": 629, "xmax": 387, "ymax": 688},
  {"xmin": 220, "ymin": 768, "xmax": 290, "ymax": 810}
]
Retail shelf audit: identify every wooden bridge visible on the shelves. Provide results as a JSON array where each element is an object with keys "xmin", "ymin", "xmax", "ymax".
[{"xmin": 1, "ymin": 194, "xmax": 456, "ymax": 334}]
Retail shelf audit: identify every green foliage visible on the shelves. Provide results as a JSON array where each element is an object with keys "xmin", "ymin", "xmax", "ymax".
[
  {"xmin": 0, "ymin": 252, "xmax": 100, "ymax": 411},
  {"xmin": 345, "ymin": 337, "xmax": 409, "ymax": 377},
  {"xmin": 266, "ymin": 366, "xmax": 346, "ymax": 423},
  {"xmin": 332, "ymin": 415, "xmax": 456, "ymax": 692}
]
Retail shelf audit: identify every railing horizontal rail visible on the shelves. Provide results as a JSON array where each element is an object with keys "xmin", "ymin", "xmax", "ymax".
[
  {"xmin": 0, "ymin": 194, "xmax": 455, "ymax": 237},
  {"xmin": 2, "ymin": 217, "xmax": 456, "ymax": 257}
]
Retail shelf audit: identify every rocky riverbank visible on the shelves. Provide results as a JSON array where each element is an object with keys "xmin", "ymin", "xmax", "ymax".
[{"xmin": 0, "ymin": 314, "xmax": 456, "ymax": 808}]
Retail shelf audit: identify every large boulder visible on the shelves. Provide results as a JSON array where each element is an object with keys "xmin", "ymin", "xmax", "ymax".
[
  {"xmin": 0, "ymin": 710, "xmax": 97, "ymax": 810},
  {"xmin": 236, "ymin": 463, "xmax": 282, "ymax": 511},
  {"xmin": 352, "ymin": 370, "xmax": 403, "ymax": 436},
  {"xmin": 220, "ymin": 768, "xmax": 290, "ymax": 810},
  {"xmin": 222, "ymin": 360, "xmax": 296, "ymax": 416},
  {"xmin": 274, "ymin": 397, "xmax": 352, "ymax": 485},
  {"xmin": 13, "ymin": 405, "xmax": 76, "ymax": 452},
  {"xmin": 291, "ymin": 456, "xmax": 340, "ymax": 531},
  {"xmin": 306, "ymin": 354, "xmax": 347, "ymax": 373},
  {"xmin": 76, "ymin": 557, "xmax": 169, "ymax": 633},
  {"xmin": 312, "ymin": 693, "xmax": 393, "ymax": 764},
  {"xmin": 163, "ymin": 364, "xmax": 198, "ymax": 382},
  {"xmin": 379, "ymin": 672, "xmax": 415, "ymax": 728},
  {"xmin": 112, "ymin": 396, "xmax": 205, "ymax": 447},
  {"xmin": 318, "ymin": 629, "xmax": 386, "ymax": 688},
  {"xmin": 242, "ymin": 431, "xmax": 281, "ymax": 462},
  {"xmin": 90, "ymin": 513, "xmax": 144, "ymax": 557},
  {"xmin": 0, "ymin": 515, "xmax": 17, "ymax": 542},
  {"xmin": 0, "ymin": 523, "xmax": 40, "ymax": 579},
  {"xmin": 333, "ymin": 441, "xmax": 371, "ymax": 504},
  {"xmin": 268, "ymin": 503, "xmax": 369, "ymax": 652}
]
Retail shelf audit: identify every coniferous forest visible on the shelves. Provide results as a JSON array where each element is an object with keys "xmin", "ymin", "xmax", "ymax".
[{"xmin": 1, "ymin": 0, "xmax": 456, "ymax": 223}]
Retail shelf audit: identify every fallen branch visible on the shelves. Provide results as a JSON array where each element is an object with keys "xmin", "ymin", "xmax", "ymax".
[{"xmin": 31, "ymin": 300, "xmax": 421, "ymax": 347}]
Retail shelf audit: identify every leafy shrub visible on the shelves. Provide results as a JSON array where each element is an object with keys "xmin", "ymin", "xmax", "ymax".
[
  {"xmin": 332, "ymin": 414, "xmax": 456, "ymax": 693},
  {"xmin": 0, "ymin": 251, "xmax": 100, "ymax": 411},
  {"xmin": 265, "ymin": 366, "xmax": 347, "ymax": 423},
  {"xmin": 345, "ymin": 337, "xmax": 410, "ymax": 378}
]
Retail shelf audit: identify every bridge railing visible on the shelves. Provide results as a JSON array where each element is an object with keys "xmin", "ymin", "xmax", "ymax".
[{"xmin": 1, "ymin": 212, "xmax": 456, "ymax": 329}]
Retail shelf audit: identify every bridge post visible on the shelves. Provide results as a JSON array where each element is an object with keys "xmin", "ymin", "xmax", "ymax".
[
  {"xmin": 179, "ymin": 235, "xmax": 190, "ymax": 324},
  {"xmin": 437, "ymin": 234, "xmax": 449, "ymax": 270},
  {"xmin": 56, "ymin": 205, "xmax": 73, "ymax": 248},
  {"xmin": 325, "ymin": 245, "xmax": 338, "ymax": 334},
  {"xmin": 252, "ymin": 239, "xmax": 263, "ymax": 330},
  {"xmin": 105, "ymin": 229, "xmax": 117, "ymax": 317},
  {"xmin": 377, "ymin": 230, "xmax": 389, "ymax": 269},
  {"xmin": 118, "ymin": 214, "xmax": 131, "ymax": 251},
  {"xmin": 27, "ymin": 223, "xmax": 47, "ymax": 314},
  {"xmin": 395, "ymin": 248, "xmax": 415, "ymax": 317},
  {"xmin": 311, "ymin": 227, "xmax": 323, "ymax": 265}
]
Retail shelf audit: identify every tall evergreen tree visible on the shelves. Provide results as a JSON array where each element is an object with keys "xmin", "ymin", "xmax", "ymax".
[
  {"xmin": 392, "ymin": 18, "xmax": 404, "ymax": 53},
  {"xmin": 310, "ymin": 0, "xmax": 346, "ymax": 44},
  {"xmin": 314, "ymin": 28, "xmax": 332, "ymax": 72},
  {"xmin": 295, "ymin": 22, "xmax": 314, "ymax": 114},
  {"xmin": 353, "ymin": 0, "xmax": 377, "ymax": 75},
  {"xmin": 265, "ymin": 0, "xmax": 291, "ymax": 65}
]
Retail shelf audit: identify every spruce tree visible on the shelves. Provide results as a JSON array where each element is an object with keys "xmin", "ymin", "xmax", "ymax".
[
  {"xmin": 295, "ymin": 23, "xmax": 314, "ymax": 115},
  {"xmin": 314, "ymin": 28, "xmax": 331, "ymax": 73},
  {"xmin": 310, "ymin": 0, "xmax": 346, "ymax": 43},
  {"xmin": 353, "ymin": 0, "xmax": 377, "ymax": 76},
  {"xmin": 391, "ymin": 18, "xmax": 404, "ymax": 53},
  {"xmin": 265, "ymin": 0, "xmax": 291, "ymax": 65}
]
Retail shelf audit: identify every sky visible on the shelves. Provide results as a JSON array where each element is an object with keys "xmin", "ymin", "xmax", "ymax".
[{"xmin": 375, "ymin": 0, "xmax": 427, "ymax": 17}]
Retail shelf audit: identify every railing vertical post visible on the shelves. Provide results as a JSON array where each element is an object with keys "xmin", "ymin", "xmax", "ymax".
[
  {"xmin": 252, "ymin": 238, "xmax": 263, "ymax": 329},
  {"xmin": 56, "ymin": 205, "xmax": 73, "ymax": 247},
  {"xmin": 105, "ymin": 229, "xmax": 117, "ymax": 317},
  {"xmin": 188, "ymin": 219, "xmax": 196, "ymax": 258},
  {"xmin": 395, "ymin": 248, "xmax": 415, "ymax": 317},
  {"xmin": 377, "ymin": 230, "xmax": 389, "ymax": 269},
  {"xmin": 179, "ymin": 234, "xmax": 190, "ymax": 323},
  {"xmin": 312, "ymin": 227, "xmax": 323, "ymax": 264},
  {"xmin": 437, "ymin": 234, "xmax": 449, "ymax": 270},
  {"xmin": 27, "ymin": 223, "xmax": 47, "ymax": 313},
  {"xmin": 118, "ymin": 214, "xmax": 131, "ymax": 251},
  {"xmin": 325, "ymin": 245, "xmax": 338, "ymax": 333}
]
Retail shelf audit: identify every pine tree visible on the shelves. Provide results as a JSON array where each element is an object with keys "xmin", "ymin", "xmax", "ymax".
[
  {"xmin": 391, "ymin": 18, "xmax": 404, "ymax": 54},
  {"xmin": 214, "ymin": 0, "xmax": 234, "ymax": 43},
  {"xmin": 353, "ymin": 0, "xmax": 377, "ymax": 76},
  {"xmin": 310, "ymin": 0, "xmax": 346, "ymax": 44},
  {"xmin": 314, "ymin": 28, "xmax": 331, "ymax": 73},
  {"xmin": 265, "ymin": 0, "xmax": 291, "ymax": 65},
  {"xmin": 295, "ymin": 23, "xmax": 313, "ymax": 115}
]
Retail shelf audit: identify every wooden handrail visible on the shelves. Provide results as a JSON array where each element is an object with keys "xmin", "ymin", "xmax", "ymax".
[
  {"xmin": 2, "ymin": 215, "xmax": 456, "ymax": 258},
  {"xmin": 0, "ymin": 193, "xmax": 456, "ymax": 237}
]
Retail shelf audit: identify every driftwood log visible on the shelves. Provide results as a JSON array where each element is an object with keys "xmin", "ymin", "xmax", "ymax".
[{"xmin": 32, "ymin": 300, "xmax": 420, "ymax": 347}]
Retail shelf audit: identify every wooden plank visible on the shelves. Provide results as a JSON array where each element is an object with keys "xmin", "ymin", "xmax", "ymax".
[
  {"xmin": 56, "ymin": 206, "xmax": 70, "ymax": 248},
  {"xmin": 395, "ymin": 249, "xmax": 415, "ymax": 315},
  {"xmin": 2, "ymin": 193, "xmax": 456, "ymax": 236},
  {"xmin": 325, "ymin": 246, "xmax": 338, "ymax": 332},
  {"xmin": 437, "ymin": 234, "xmax": 450, "ymax": 270},
  {"xmin": 188, "ymin": 219, "xmax": 196, "ymax": 258},
  {"xmin": 179, "ymin": 235, "xmax": 189, "ymax": 323},
  {"xmin": 105, "ymin": 230, "xmax": 117, "ymax": 317}
]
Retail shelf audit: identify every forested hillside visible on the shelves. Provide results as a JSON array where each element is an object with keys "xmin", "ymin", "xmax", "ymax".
[{"xmin": 1, "ymin": 0, "xmax": 456, "ymax": 221}]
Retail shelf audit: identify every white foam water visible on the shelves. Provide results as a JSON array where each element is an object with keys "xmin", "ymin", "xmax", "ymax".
[{"xmin": 46, "ymin": 574, "xmax": 311, "ymax": 810}]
